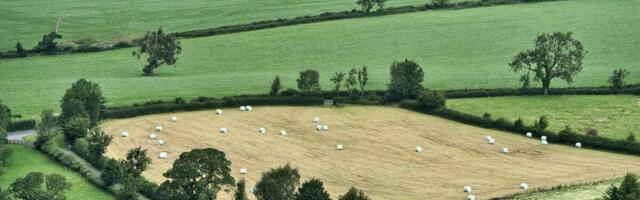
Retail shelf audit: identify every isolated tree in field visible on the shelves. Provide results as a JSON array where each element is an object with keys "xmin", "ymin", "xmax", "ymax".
[
  {"xmin": 59, "ymin": 79, "xmax": 105, "ymax": 126},
  {"xmin": 603, "ymin": 173, "xmax": 640, "ymax": 200},
  {"xmin": 357, "ymin": 66, "xmax": 369, "ymax": 97},
  {"xmin": 158, "ymin": 148, "xmax": 235, "ymax": 200},
  {"xmin": 102, "ymin": 159, "xmax": 126, "ymax": 186},
  {"xmin": 270, "ymin": 75, "xmax": 283, "ymax": 96},
  {"xmin": 255, "ymin": 164, "xmax": 301, "ymax": 200},
  {"xmin": 15, "ymin": 42, "xmax": 26, "ymax": 57},
  {"xmin": 345, "ymin": 68, "xmax": 358, "ymax": 97},
  {"xmin": 62, "ymin": 117, "xmax": 90, "ymax": 143},
  {"xmin": 356, "ymin": 0, "xmax": 374, "ymax": 13},
  {"xmin": 234, "ymin": 179, "xmax": 248, "ymax": 200},
  {"xmin": 295, "ymin": 178, "xmax": 331, "ymax": 200},
  {"xmin": 9, "ymin": 172, "xmax": 71, "ymax": 200},
  {"xmin": 87, "ymin": 129, "xmax": 113, "ymax": 159},
  {"xmin": 339, "ymin": 187, "xmax": 370, "ymax": 200},
  {"xmin": 331, "ymin": 72, "xmax": 345, "ymax": 97},
  {"xmin": 373, "ymin": 0, "xmax": 386, "ymax": 10},
  {"xmin": 386, "ymin": 59, "xmax": 425, "ymax": 101},
  {"xmin": 121, "ymin": 147, "xmax": 151, "ymax": 177},
  {"xmin": 431, "ymin": 0, "xmax": 450, "ymax": 8},
  {"xmin": 35, "ymin": 110, "xmax": 58, "ymax": 147},
  {"xmin": 0, "ymin": 100, "xmax": 10, "ymax": 129},
  {"xmin": 297, "ymin": 70, "xmax": 321, "ymax": 94},
  {"xmin": 132, "ymin": 27, "xmax": 182, "ymax": 76},
  {"xmin": 509, "ymin": 32, "xmax": 586, "ymax": 95},
  {"xmin": 609, "ymin": 68, "xmax": 630, "ymax": 90},
  {"xmin": 34, "ymin": 32, "xmax": 62, "ymax": 54}
]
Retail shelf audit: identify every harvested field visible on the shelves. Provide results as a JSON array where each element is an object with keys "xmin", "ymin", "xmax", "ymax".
[{"xmin": 102, "ymin": 106, "xmax": 640, "ymax": 199}]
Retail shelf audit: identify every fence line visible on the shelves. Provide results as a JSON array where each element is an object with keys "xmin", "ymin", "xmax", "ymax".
[{"xmin": 7, "ymin": 139, "xmax": 34, "ymax": 147}]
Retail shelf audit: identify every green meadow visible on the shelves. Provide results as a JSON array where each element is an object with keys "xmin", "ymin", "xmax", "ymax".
[
  {"xmin": 0, "ymin": 0, "xmax": 638, "ymax": 118},
  {"xmin": 0, "ymin": 145, "xmax": 114, "ymax": 199},
  {"xmin": 448, "ymin": 95, "xmax": 640, "ymax": 140}
]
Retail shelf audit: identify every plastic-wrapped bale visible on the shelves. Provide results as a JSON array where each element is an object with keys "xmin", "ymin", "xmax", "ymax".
[
  {"xmin": 120, "ymin": 132, "xmax": 129, "ymax": 137},
  {"xmin": 171, "ymin": 116, "xmax": 177, "ymax": 122},
  {"xmin": 316, "ymin": 125, "xmax": 323, "ymax": 131},
  {"xmin": 541, "ymin": 136, "xmax": 547, "ymax": 140},
  {"xmin": 258, "ymin": 128, "xmax": 266, "ymax": 134},
  {"xmin": 246, "ymin": 105, "xmax": 253, "ymax": 111},
  {"xmin": 215, "ymin": 109, "xmax": 223, "ymax": 115},
  {"xmin": 501, "ymin": 147, "xmax": 509, "ymax": 154},
  {"xmin": 149, "ymin": 134, "xmax": 156, "ymax": 139},
  {"xmin": 280, "ymin": 130, "xmax": 287, "ymax": 136},
  {"xmin": 541, "ymin": 140, "xmax": 548, "ymax": 145},
  {"xmin": 312, "ymin": 117, "xmax": 320, "ymax": 123},
  {"xmin": 336, "ymin": 144, "xmax": 343, "ymax": 150},
  {"xmin": 157, "ymin": 139, "xmax": 165, "ymax": 146},
  {"xmin": 467, "ymin": 194, "xmax": 475, "ymax": 200},
  {"xmin": 463, "ymin": 186, "xmax": 472, "ymax": 193},
  {"xmin": 520, "ymin": 182, "xmax": 529, "ymax": 189},
  {"xmin": 220, "ymin": 128, "xmax": 228, "ymax": 134},
  {"xmin": 159, "ymin": 152, "xmax": 168, "ymax": 159},
  {"xmin": 155, "ymin": 126, "xmax": 163, "ymax": 132},
  {"xmin": 488, "ymin": 138, "xmax": 496, "ymax": 144},
  {"xmin": 240, "ymin": 106, "xmax": 246, "ymax": 111},
  {"xmin": 322, "ymin": 125, "xmax": 329, "ymax": 131},
  {"xmin": 484, "ymin": 135, "xmax": 493, "ymax": 142},
  {"xmin": 575, "ymin": 142, "xmax": 582, "ymax": 148},
  {"xmin": 416, "ymin": 146, "xmax": 423, "ymax": 153},
  {"xmin": 526, "ymin": 132, "xmax": 533, "ymax": 137},
  {"xmin": 240, "ymin": 168, "xmax": 248, "ymax": 174}
]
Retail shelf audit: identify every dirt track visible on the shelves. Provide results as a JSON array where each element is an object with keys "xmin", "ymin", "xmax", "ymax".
[{"xmin": 102, "ymin": 106, "xmax": 640, "ymax": 199}]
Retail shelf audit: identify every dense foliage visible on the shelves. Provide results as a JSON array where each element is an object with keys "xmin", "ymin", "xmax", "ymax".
[
  {"xmin": 8, "ymin": 172, "xmax": 72, "ymax": 200},
  {"xmin": 132, "ymin": 28, "xmax": 182, "ymax": 75},
  {"xmin": 255, "ymin": 164, "xmax": 301, "ymax": 200},
  {"xmin": 603, "ymin": 173, "xmax": 640, "ymax": 200},
  {"xmin": 386, "ymin": 59, "xmax": 424, "ymax": 101},
  {"xmin": 295, "ymin": 178, "xmax": 331, "ymax": 200},
  {"xmin": 338, "ymin": 187, "xmax": 370, "ymax": 200},
  {"xmin": 59, "ymin": 79, "xmax": 105, "ymax": 126}
]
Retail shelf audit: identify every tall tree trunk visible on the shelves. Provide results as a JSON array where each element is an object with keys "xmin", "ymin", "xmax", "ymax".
[{"xmin": 542, "ymin": 78, "xmax": 551, "ymax": 95}]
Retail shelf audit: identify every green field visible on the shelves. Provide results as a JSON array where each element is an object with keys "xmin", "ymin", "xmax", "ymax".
[
  {"xmin": 448, "ymin": 95, "xmax": 640, "ymax": 140},
  {"xmin": 0, "ymin": 0, "xmax": 438, "ymax": 51},
  {"xmin": 1, "ymin": 0, "xmax": 638, "ymax": 118},
  {"xmin": 510, "ymin": 179, "xmax": 620, "ymax": 200},
  {"xmin": 0, "ymin": 145, "xmax": 114, "ymax": 200}
]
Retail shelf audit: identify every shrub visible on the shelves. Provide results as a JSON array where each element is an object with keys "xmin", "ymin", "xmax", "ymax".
[
  {"xmin": 270, "ymin": 75, "xmax": 283, "ymax": 96},
  {"xmin": 235, "ymin": 179, "xmax": 248, "ymax": 200},
  {"xmin": 0, "ymin": 100, "xmax": 10, "ymax": 129},
  {"xmin": 102, "ymin": 159, "xmax": 126, "ymax": 186},
  {"xmin": 603, "ymin": 173, "xmax": 640, "ymax": 200},
  {"xmin": 0, "ymin": 127, "xmax": 6, "ymax": 144},
  {"xmin": 295, "ymin": 178, "xmax": 331, "ymax": 200},
  {"xmin": 72, "ymin": 138, "xmax": 90, "ymax": 159},
  {"xmin": 255, "ymin": 164, "xmax": 301, "ymax": 200},
  {"xmin": 513, "ymin": 118, "xmax": 525, "ymax": 131},
  {"xmin": 482, "ymin": 112, "xmax": 492, "ymax": 120},
  {"xmin": 627, "ymin": 133, "xmax": 636, "ymax": 143},
  {"xmin": 7, "ymin": 119, "xmax": 36, "ymax": 132},
  {"xmin": 174, "ymin": 97, "xmax": 186, "ymax": 104},
  {"xmin": 417, "ymin": 90, "xmax": 446, "ymax": 110},
  {"xmin": 386, "ymin": 59, "xmax": 425, "ymax": 102},
  {"xmin": 586, "ymin": 127, "xmax": 598, "ymax": 137},
  {"xmin": 533, "ymin": 116, "xmax": 549, "ymax": 131},
  {"xmin": 62, "ymin": 117, "xmax": 90, "ymax": 143},
  {"xmin": 339, "ymin": 187, "xmax": 370, "ymax": 200},
  {"xmin": 609, "ymin": 68, "xmax": 630, "ymax": 90}
]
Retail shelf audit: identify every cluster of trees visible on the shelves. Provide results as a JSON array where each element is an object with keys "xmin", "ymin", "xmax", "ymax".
[
  {"xmin": 356, "ymin": 0, "xmax": 386, "ymax": 13},
  {"xmin": 269, "ymin": 66, "xmax": 369, "ymax": 98},
  {"xmin": 0, "ymin": 172, "xmax": 72, "ymax": 200},
  {"xmin": 603, "ymin": 173, "xmax": 640, "ymax": 200}
]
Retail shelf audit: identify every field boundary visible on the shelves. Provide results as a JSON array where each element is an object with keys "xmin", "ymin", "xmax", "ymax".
[
  {"xmin": 489, "ymin": 177, "xmax": 619, "ymax": 199},
  {"xmin": 0, "ymin": 0, "xmax": 558, "ymax": 59}
]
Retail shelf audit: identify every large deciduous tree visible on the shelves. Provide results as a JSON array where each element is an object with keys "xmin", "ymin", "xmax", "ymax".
[
  {"xmin": 339, "ymin": 187, "xmax": 370, "ymax": 200},
  {"xmin": 295, "ymin": 178, "xmax": 331, "ymax": 200},
  {"xmin": 133, "ymin": 27, "xmax": 182, "ymax": 76},
  {"xmin": 59, "ymin": 79, "xmax": 105, "ymax": 127},
  {"xmin": 297, "ymin": 70, "xmax": 321, "ymax": 94},
  {"xmin": 609, "ymin": 68, "xmax": 630, "ymax": 90},
  {"xmin": 158, "ymin": 148, "xmax": 235, "ymax": 200},
  {"xmin": 509, "ymin": 32, "xmax": 586, "ymax": 95},
  {"xmin": 9, "ymin": 172, "xmax": 71, "ymax": 200},
  {"xmin": 254, "ymin": 164, "xmax": 300, "ymax": 200},
  {"xmin": 121, "ymin": 147, "xmax": 151, "ymax": 177},
  {"xmin": 356, "ymin": 0, "xmax": 374, "ymax": 13},
  {"xmin": 386, "ymin": 59, "xmax": 425, "ymax": 101},
  {"xmin": 86, "ymin": 129, "xmax": 112, "ymax": 160}
]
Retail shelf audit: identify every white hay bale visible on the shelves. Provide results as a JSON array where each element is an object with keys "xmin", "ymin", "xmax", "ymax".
[
  {"xmin": 240, "ymin": 168, "xmax": 248, "ymax": 174},
  {"xmin": 157, "ymin": 139, "xmax": 165, "ymax": 146},
  {"xmin": 540, "ymin": 140, "xmax": 548, "ymax": 145},
  {"xmin": 336, "ymin": 144, "xmax": 343, "ymax": 150},
  {"xmin": 246, "ymin": 105, "xmax": 252, "ymax": 111},
  {"xmin": 416, "ymin": 146, "xmax": 423, "ymax": 153},
  {"xmin": 158, "ymin": 152, "xmax": 168, "ymax": 159},
  {"xmin": 463, "ymin": 185, "xmax": 472, "ymax": 193},
  {"xmin": 155, "ymin": 126, "xmax": 163, "ymax": 132},
  {"xmin": 149, "ymin": 133, "xmax": 156, "ymax": 139},
  {"xmin": 258, "ymin": 128, "xmax": 266, "ymax": 134},
  {"xmin": 467, "ymin": 194, "xmax": 476, "ymax": 200},
  {"xmin": 520, "ymin": 182, "xmax": 529, "ymax": 189},
  {"xmin": 322, "ymin": 125, "xmax": 329, "ymax": 131},
  {"xmin": 120, "ymin": 132, "xmax": 129, "ymax": 137},
  {"xmin": 575, "ymin": 142, "xmax": 582, "ymax": 148},
  {"xmin": 240, "ymin": 106, "xmax": 246, "ymax": 111},
  {"xmin": 316, "ymin": 125, "xmax": 323, "ymax": 131},
  {"xmin": 488, "ymin": 138, "xmax": 496, "ymax": 144},
  {"xmin": 170, "ymin": 116, "xmax": 177, "ymax": 122},
  {"xmin": 280, "ymin": 130, "xmax": 287, "ymax": 136},
  {"xmin": 220, "ymin": 128, "xmax": 228, "ymax": 134},
  {"xmin": 501, "ymin": 147, "xmax": 509, "ymax": 154},
  {"xmin": 541, "ymin": 136, "xmax": 547, "ymax": 140},
  {"xmin": 215, "ymin": 109, "xmax": 223, "ymax": 115},
  {"xmin": 526, "ymin": 132, "xmax": 533, "ymax": 137},
  {"xmin": 312, "ymin": 117, "xmax": 320, "ymax": 123},
  {"xmin": 484, "ymin": 135, "xmax": 493, "ymax": 141}
]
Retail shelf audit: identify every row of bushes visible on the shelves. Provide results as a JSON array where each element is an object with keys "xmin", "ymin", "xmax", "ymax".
[
  {"xmin": 399, "ymin": 101, "xmax": 640, "ymax": 156},
  {"xmin": 442, "ymin": 85, "xmax": 640, "ymax": 99},
  {"xmin": 0, "ymin": 0, "xmax": 556, "ymax": 60},
  {"xmin": 102, "ymin": 96, "xmax": 324, "ymax": 119},
  {"xmin": 7, "ymin": 119, "xmax": 36, "ymax": 131}
]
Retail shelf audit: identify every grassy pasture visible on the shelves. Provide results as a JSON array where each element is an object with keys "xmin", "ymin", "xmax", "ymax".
[
  {"xmin": 102, "ymin": 106, "xmax": 640, "ymax": 200},
  {"xmin": 0, "ymin": 145, "xmax": 114, "ymax": 200},
  {"xmin": 448, "ymin": 95, "xmax": 640, "ymax": 140},
  {"xmin": 1, "ymin": 0, "xmax": 639, "ymax": 118},
  {"xmin": 0, "ymin": 0, "xmax": 443, "ymax": 51}
]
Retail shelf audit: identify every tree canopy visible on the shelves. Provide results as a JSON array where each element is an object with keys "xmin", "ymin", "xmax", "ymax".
[
  {"xmin": 295, "ymin": 178, "xmax": 331, "ymax": 200},
  {"xmin": 386, "ymin": 59, "xmax": 425, "ymax": 101},
  {"xmin": 297, "ymin": 70, "xmax": 321, "ymax": 94},
  {"xmin": 255, "ymin": 164, "xmax": 301, "ymax": 200},
  {"xmin": 132, "ymin": 27, "xmax": 182, "ymax": 76},
  {"xmin": 59, "ymin": 79, "xmax": 105, "ymax": 126}
]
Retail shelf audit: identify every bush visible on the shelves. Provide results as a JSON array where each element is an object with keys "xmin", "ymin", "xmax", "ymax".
[
  {"xmin": 533, "ymin": 116, "xmax": 549, "ymax": 131},
  {"xmin": 255, "ymin": 164, "xmax": 301, "ymax": 200},
  {"xmin": 72, "ymin": 138, "xmax": 90, "ymax": 159},
  {"xmin": 586, "ymin": 127, "xmax": 598, "ymax": 137},
  {"xmin": 6, "ymin": 119, "xmax": 36, "ymax": 132},
  {"xmin": 339, "ymin": 187, "xmax": 370, "ymax": 200},
  {"xmin": 295, "ymin": 178, "xmax": 331, "ymax": 200},
  {"xmin": 101, "ymin": 159, "xmax": 126, "ymax": 186},
  {"xmin": 62, "ymin": 117, "xmax": 90, "ymax": 143},
  {"xmin": 513, "ymin": 118, "xmax": 525, "ymax": 131},
  {"xmin": 417, "ymin": 90, "xmax": 446, "ymax": 110},
  {"xmin": 386, "ymin": 59, "xmax": 424, "ymax": 102}
]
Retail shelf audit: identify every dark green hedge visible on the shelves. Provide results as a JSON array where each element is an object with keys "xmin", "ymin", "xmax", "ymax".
[
  {"xmin": 443, "ymin": 85, "xmax": 640, "ymax": 99},
  {"xmin": 7, "ymin": 119, "xmax": 36, "ymax": 131},
  {"xmin": 399, "ymin": 101, "xmax": 640, "ymax": 156}
]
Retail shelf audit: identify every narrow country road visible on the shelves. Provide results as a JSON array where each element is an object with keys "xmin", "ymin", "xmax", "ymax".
[{"xmin": 6, "ymin": 129, "xmax": 36, "ymax": 141}]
